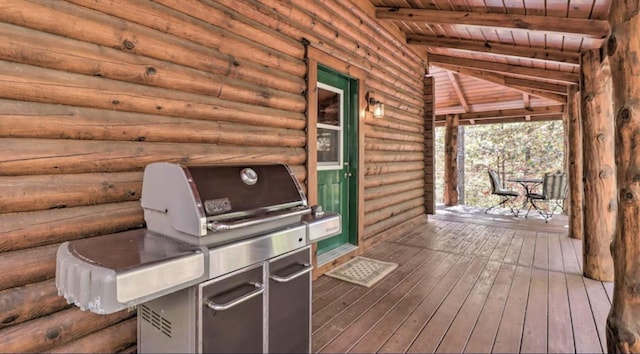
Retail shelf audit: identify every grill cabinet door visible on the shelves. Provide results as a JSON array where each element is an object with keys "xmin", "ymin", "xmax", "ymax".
[
  {"xmin": 199, "ymin": 264, "xmax": 265, "ymax": 353},
  {"xmin": 268, "ymin": 246, "xmax": 312, "ymax": 353}
]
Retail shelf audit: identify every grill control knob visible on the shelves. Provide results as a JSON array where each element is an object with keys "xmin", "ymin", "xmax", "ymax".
[{"xmin": 312, "ymin": 205, "xmax": 325, "ymax": 218}]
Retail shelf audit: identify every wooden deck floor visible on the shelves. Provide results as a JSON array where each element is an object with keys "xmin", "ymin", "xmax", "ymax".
[{"xmin": 312, "ymin": 210, "xmax": 613, "ymax": 353}]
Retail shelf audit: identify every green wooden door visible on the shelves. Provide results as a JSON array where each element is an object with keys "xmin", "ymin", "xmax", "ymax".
[{"xmin": 316, "ymin": 66, "xmax": 357, "ymax": 255}]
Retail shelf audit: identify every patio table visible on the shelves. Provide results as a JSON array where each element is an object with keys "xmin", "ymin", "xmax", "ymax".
[{"xmin": 507, "ymin": 177, "xmax": 543, "ymax": 213}]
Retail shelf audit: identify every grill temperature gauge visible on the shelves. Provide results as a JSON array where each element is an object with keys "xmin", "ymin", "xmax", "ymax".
[{"xmin": 240, "ymin": 168, "xmax": 258, "ymax": 185}]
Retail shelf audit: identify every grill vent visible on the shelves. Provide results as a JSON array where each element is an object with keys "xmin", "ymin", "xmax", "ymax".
[{"xmin": 141, "ymin": 305, "xmax": 172, "ymax": 338}]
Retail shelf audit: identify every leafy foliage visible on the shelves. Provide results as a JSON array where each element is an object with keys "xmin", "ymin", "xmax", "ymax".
[{"xmin": 435, "ymin": 121, "xmax": 565, "ymax": 207}]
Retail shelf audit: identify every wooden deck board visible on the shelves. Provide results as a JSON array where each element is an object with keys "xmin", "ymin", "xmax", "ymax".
[
  {"xmin": 566, "ymin": 274, "xmax": 603, "ymax": 353},
  {"xmin": 435, "ymin": 261, "xmax": 501, "ymax": 353},
  {"xmin": 312, "ymin": 211, "xmax": 613, "ymax": 354},
  {"xmin": 347, "ymin": 253, "xmax": 460, "ymax": 353},
  {"xmin": 406, "ymin": 258, "xmax": 489, "ymax": 353},
  {"xmin": 464, "ymin": 263, "xmax": 516, "ymax": 353},
  {"xmin": 547, "ymin": 271, "xmax": 574, "ymax": 353},
  {"xmin": 319, "ymin": 251, "xmax": 449, "ymax": 353},
  {"xmin": 378, "ymin": 256, "xmax": 474, "ymax": 353},
  {"xmin": 520, "ymin": 268, "xmax": 548, "ymax": 353}
]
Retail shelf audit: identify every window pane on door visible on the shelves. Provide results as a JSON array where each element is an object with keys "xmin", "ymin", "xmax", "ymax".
[{"xmin": 318, "ymin": 128, "xmax": 340, "ymax": 165}]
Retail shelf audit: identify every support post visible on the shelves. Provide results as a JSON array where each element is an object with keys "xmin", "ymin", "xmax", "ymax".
[
  {"xmin": 607, "ymin": 2, "xmax": 640, "ymax": 352},
  {"xmin": 581, "ymin": 49, "xmax": 615, "ymax": 281},
  {"xmin": 444, "ymin": 114, "xmax": 459, "ymax": 206},
  {"xmin": 567, "ymin": 86, "xmax": 584, "ymax": 239},
  {"xmin": 423, "ymin": 73, "xmax": 436, "ymax": 214}
]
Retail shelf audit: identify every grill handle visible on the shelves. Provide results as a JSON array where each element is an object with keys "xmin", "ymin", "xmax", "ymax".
[
  {"xmin": 270, "ymin": 263, "xmax": 313, "ymax": 283},
  {"xmin": 207, "ymin": 208, "xmax": 309, "ymax": 232},
  {"xmin": 205, "ymin": 281, "xmax": 264, "ymax": 311}
]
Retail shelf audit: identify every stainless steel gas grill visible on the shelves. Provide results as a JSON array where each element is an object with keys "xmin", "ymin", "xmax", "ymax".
[{"xmin": 56, "ymin": 162, "xmax": 341, "ymax": 353}]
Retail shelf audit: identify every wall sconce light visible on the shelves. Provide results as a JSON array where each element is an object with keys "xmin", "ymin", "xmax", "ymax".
[{"xmin": 367, "ymin": 92, "xmax": 385, "ymax": 118}]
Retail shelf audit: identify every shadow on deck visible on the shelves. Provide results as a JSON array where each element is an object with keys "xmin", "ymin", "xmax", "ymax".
[{"xmin": 312, "ymin": 206, "xmax": 611, "ymax": 353}]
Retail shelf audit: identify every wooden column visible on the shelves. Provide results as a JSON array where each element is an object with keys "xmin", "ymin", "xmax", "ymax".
[
  {"xmin": 607, "ymin": 2, "xmax": 640, "ymax": 352},
  {"xmin": 567, "ymin": 86, "xmax": 584, "ymax": 239},
  {"xmin": 423, "ymin": 74, "xmax": 436, "ymax": 214},
  {"xmin": 581, "ymin": 49, "xmax": 615, "ymax": 282},
  {"xmin": 444, "ymin": 114, "xmax": 459, "ymax": 206}
]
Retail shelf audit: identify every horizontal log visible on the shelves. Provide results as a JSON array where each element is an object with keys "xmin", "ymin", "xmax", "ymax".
[
  {"xmin": 0, "ymin": 244, "xmax": 58, "ymax": 291},
  {"xmin": 0, "ymin": 172, "xmax": 141, "ymax": 214},
  {"xmin": 0, "ymin": 307, "xmax": 134, "ymax": 353},
  {"xmin": 0, "ymin": 100, "xmax": 306, "ymax": 147},
  {"xmin": 257, "ymin": 0, "xmax": 422, "ymax": 89},
  {"xmin": 119, "ymin": 345, "xmax": 137, "ymax": 353},
  {"xmin": 0, "ymin": 138, "xmax": 306, "ymax": 175},
  {"xmin": 365, "ymin": 125, "xmax": 424, "ymax": 143},
  {"xmin": 329, "ymin": 0, "xmax": 423, "ymax": 66},
  {"xmin": 364, "ymin": 151, "xmax": 424, "ymax": 163},
  {"xmin": 0, "ymin": 61, "xmax": 306, "ymax": 130},
  {"xmin": 365, "ymin": 188, "xmax": 424, "ymax": 213},
  {"xmin": 366, "ymin": 78, "xmax": 424, "ymax": 112},
  {"xmin": 52, "ymin": 0, "xmax": 306, "ymax": 77},
  {"xmin": 0, "ymin": 0, "xmax": 305, "ymax": 94},
  {"xmin": 0, "ymin": 279, "xmax": 69, "ymax": 329},
  {"xmin": 0, "ymin": 201, "xmax": 144, "ymax": 253},
  {"xmin": 363, "ymin": 214, "xmax": 428, "ymax": 249},
  {"xmin": 364, "ymin": 206, "xmax": 425, "ymax": 239},
  {"xmin": 408, "ymin": 35, "xmax": 580, "ymax": 65},
  {"xmin": 365, "ymin": 162, "xmax": 425, "ymax": 176},
  {"xmin": 376, "ymin": 7, "xmax": 610, "ymax": 39},
  {"xmin": 365, "ymin": 180, "xmax": 425, "ymax": 201},
  {"xmin": 48, "ymin": 318, "xmax": 136, "ymax": 353},
  {"xmin": 379, "ymin": 104, "xmax": 424, "ymax": 126},
  {"xmin": 364, "ymin": 170, "xmax": 424, "ymax": 188},
  {"xmin": 429, "ymin": 54, "xmax": 579, "ymax": 84},
  {"xmin": 0, "ymin": 23, "xmax": 305, "ymax": 112},
  {"xmin": 365, "ymin": 197, "xmax": 425, "ymax": 226},
  {"xmin": 365, "ymin": 138, "xmax": 424, "ymax": 152},
  {"xmin": 145, "ymin": 0, "xmax": 304, "ymax": 58},
  {"xmin": 366, "ymin": 116, "xmax": 425, "ymax": 135}
]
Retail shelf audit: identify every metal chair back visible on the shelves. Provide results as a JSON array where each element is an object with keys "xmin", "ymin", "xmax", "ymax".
[
  {"xmin": 488, "ymin": 170, "xmax": 503, "ymax": 193},
  {"xmin": 542, "ymin": 171, "xmax": 567, "ymax": 200}
]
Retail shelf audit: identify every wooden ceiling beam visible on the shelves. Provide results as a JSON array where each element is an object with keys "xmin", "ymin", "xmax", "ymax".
[
  {"xmin": 434, "ymin": 63, "xmax": 567, "ymax": 103},
  {"xmin": 429, "ymin": 54, "xmax": 579, "ymax": 84},
  {"xmin": 440, "ymin": 105, "xmax": 564, "ymax": 120},
  {"xmin": 447, "ymin": 71, "xmax": 469, "ymax": 112},
  {"xmin": 407, "ymin": 35, "xmax": 580, "ymax": 65},
  {"xmin": 434, "ymin": 113, "xmax": 564, "ymax": 126},
  {"xmin": 376, "ymin": 7, "xmax": 610, "ymax": 39}
]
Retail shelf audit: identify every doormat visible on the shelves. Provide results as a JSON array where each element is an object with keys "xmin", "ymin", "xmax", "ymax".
[{"xmin": 325, "ymin": 256, "xmax": 398, "ymax": 288}]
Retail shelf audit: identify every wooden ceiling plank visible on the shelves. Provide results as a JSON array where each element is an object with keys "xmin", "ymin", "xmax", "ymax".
[
  {"xmin": 433, "ymin": 63, "xmax": 567, "ymax": 102},
  {"xmin": 447, "ymin": 71, "xmax": 470, "ymax": 112},
  {"xmin": 375, "ymin": 7, "xmax": 610, "ymax": 38},
  {"xmin": 429, "ymin": 53, "xmax": 579, "ymax": 83},
  {"xmin": 407, "ymin": 34, "xmax": 580, "ymax": 64},
  {"xmin": 504, "ymin": 76, "xmax": 567, "ymax": 94}
]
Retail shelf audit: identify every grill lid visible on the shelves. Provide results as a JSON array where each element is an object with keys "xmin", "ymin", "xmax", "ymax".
[{"xmin": 140, "ymin": 163, "xmax": 309, "ymax": 245}]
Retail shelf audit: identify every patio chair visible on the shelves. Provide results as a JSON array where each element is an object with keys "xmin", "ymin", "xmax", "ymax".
[
  {"xmin": 485, "ymin": 170, "xmax": 520, "ymax": 217},
  {"xmin": 525, "ymin": 171, "xmax": 567, "ymax": 223}
]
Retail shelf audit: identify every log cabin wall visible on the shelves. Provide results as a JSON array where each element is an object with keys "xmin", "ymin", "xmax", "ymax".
[{"xmin": 0, "ymin": 0, "xmax": 426, "ymax": 352}]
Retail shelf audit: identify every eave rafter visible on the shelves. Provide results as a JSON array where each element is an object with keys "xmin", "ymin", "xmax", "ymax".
[
  {"xmin": 434, "ymin": 63, "xmax": 567, "ymax": 103},
  {"xmin": 375, "ymin": 7, "xmax": 610, "ymax": 39},
  {"xmin": 407, "ymin": 35, "xmax": 580, "ymax": 66},
  {"xmin": 447, "ymin": 71, "xmax": 469, "ymax": 112},
  {"xmin": 429, "ymin": 54, "xmax": 579, "ymax": 84}
]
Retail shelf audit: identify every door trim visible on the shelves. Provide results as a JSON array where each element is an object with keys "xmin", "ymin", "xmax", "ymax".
[{"xmin": 305, "ymin": 44, "xmax": 367, "ymax": 278}]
